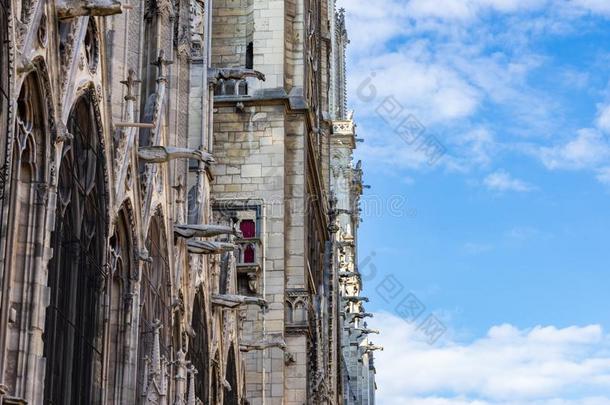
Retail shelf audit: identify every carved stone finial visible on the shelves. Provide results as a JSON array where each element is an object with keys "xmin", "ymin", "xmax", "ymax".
[
  {"xmin": 120, "ymin": 69, "xmax": 141, "ymax": 101},
  {"xmin": 151, "ymin": 320, "xmax": 163, "ymax": 375},
  {"xmin": 151, "ymin": 50, "xmax": 174, "ymax": 80},
  {"xmin": 55, "ymin": 121, "xmax": 74, "ymax": 144},
  {"xmin": 187, "ymin": 365, "xmax": 198, "ymax": 405},
  {"xmin": 137, "ymin": 249, "xmax": 153, "ymax": 263},
  {"xmin": 174, "ymin": 349, "xmax": 188, "ymax": 404}
]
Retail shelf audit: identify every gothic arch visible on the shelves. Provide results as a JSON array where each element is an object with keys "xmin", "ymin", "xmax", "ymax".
[
  {"xmin": 0, "ymin": 0, "xmax": 12, "ymax": 197},
  {"xmin": 43, "ymin": 90, "xmax": 109, "ymax": 404},
  {"xmin": 1, "ymin": 65, "xmax": 52, "ymax": 399},
  {"xmin": 107, "ymin": 202, "xmax": 137, "ymax": 403},
  {"xmin": 224, "ymin": 344, "xmax": 238, "ymax": 405},
  {"xmin": 136, "ymin": 209, "xmax": 172, "ymax": 402},
  {"xmin": 187, "ymin": 287, "xmax": 210, "ymax": 403},
  {"xmin": 211, "ymin": 351, "xmax": 220, "ymax": 405}
]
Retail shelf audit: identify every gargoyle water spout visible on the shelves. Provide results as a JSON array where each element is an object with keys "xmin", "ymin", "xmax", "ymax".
[
  {"xmin": 186, "ymin": 240, "xmax": 235, "ymax": 255},
  {"xmin": 208, "ymin": 67, "xmax": 266, "ymax": 83},
  {"xmin": 175, "ymin": 224, "xmax": 241, "ymax": 239},
  {"xmin": 138, "ymin": 146, "xmax": 215, "ymax": 165},
  {"xmin": 211, "ymin": 294, "xmax": 268, "ymax": 310},
  {"xmin": 57, "ymin": 0, "xmax": 123, "ymax": 18},
  {"xmin": 343, "ymin": 296, "xmax": 369, "ymax": 303},
  {"xmin": 240, "ymin": 336, "xmax": 287, "ymax": 352}
]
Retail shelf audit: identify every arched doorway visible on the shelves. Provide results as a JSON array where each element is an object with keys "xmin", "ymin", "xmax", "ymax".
[
  {"xmin": 187, "ymin": 288, "xmax": 209, "ymax": 403},
  {"xmin": 43, "ymin": 91, "xmax": 107, "ymax": 404}
]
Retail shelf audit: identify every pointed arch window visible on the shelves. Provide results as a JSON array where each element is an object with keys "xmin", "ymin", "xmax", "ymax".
[
  {"xmin": 239, "ymin": 219, "xmax": 255, "ymax": 238},
  {"xmin": 137, "ymin": 212, "xmax": 172, "ymax": 401},
  {"xmin": 43, "ymin": 91, "xmax": 107, "ymax": 404},
  {"xmin": 2, "ymin": 70, "xmax": 50, "ymax": 396},
  {"xmin": 223, "ymin": 346, "xmax": 238, "ymax": 405},
  {"xmin": 107, "ymin": 207, "xmax": 134, "ymax": 403},
  {"xmin": 187, "ymin": 289, "xmax": 210, "ymax": 403}
]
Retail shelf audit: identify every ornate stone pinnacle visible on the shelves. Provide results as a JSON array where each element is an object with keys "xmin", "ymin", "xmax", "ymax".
[
  {"xmin": 151, "ymin": 50, "xmax": 174, "ymax": 80},
  {"xmin": 120, "ymin": 69, "xmax": 141, "ymax": 101}
]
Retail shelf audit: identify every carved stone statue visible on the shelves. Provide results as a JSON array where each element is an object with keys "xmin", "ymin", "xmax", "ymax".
[
  {"xmin": 240, "ymin": 335, "xmax": 287, "ymax": 352},
  {"xmin": 174, "ymin": 224, "xmax": 241, "ymax": 239},
  {"xmin": 56, "ymin": 0, "xmax": 123, "ymax": 19},
  {"xmin": 186, "ymin": 240, "xmax": 235, "ymax": 255},
  {"xmin": 211, "ymin": 294, "xmax": 268, "ymax": 310},
  {"xmin": 138, "ymin": 146, "xmax": 215, "ymax": 165},
  {"xmin": 208, "ymin": 67, "xmax": 266, "ymax": 83}
]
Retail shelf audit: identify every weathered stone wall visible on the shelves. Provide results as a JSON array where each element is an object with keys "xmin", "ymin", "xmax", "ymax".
[
  {"xmin": 212, "ymin": 102, "xmax": 287, "ymax": 405},
  {"xmin": 0, "ymin": 1, "xmax": 247, "ymax": 404}
]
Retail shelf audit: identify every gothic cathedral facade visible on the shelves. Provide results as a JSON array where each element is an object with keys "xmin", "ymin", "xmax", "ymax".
[{"xmin": 0, "ymin": 0, "xmax": 378, "ymax": 404}]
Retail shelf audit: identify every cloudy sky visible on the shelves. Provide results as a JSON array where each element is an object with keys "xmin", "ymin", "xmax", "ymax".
[{"xmin": 337, "ymin": 0, "xmax": 610, "ymax": 403}]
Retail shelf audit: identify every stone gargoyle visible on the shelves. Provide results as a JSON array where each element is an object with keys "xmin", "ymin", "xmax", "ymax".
[
  {"xmin": 364, "ymin": 344, "xmax": 384, "ymax": 352},
  {"xmin": 356, "ymin": 328, "xmax": 380, "ymax": 335},
  {"xmin": 56, "ymin": 0, "xmax": 122, "ymax": 19},
  {"xmin": 348, "ymin": 312, "xmax": 373, "ymax": 320},
  {"xmin": 208, "ymin": 67, "xmax": 266, "ymax": 84},
  {"xmin": 211, "ymin": 294, "xmax": 268, "ymax": 310},
  {"xmin": 138, "ymin": 146, "xmax": 215, "ymax": 165},
  {"xmin": 174, "ymin": 224, "xmax": 241, "ymax": 239},
  {"xmin": 343, "ymin": 296, "xmax": 369, "ymax": 303},
  {"xmin": 186, "ymin": 240, "xmax": 235, "ymax": 255},
  {"xmin": 240, "ymin": 335, "xmax": 287, "ymax": 352}
]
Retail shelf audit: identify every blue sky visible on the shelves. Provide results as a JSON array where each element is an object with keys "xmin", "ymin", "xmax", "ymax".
[{"xmin": 338, "ymin": 1, "xmax": 610, "ymax": 403}]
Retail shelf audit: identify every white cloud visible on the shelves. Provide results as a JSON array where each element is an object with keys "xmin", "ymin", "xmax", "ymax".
[
  {"xmin": 405, "ymin": 0, "xmax": 549, "ymax": 21},
  {"xmin": 595, "ymin": 104, "xmax": 610, "ymax": 133},
  {"xmin": 369, "ymin": 312, "xmax": 610, "ymax": 405},
  {"xmin": 350, "ymin": 50, "xmax": 483, "ymax": 124},
  {"xmin": 483, "ymin": 170, "xmax": 534, "ymax": 192},
  {"xmin": 538, "ymin": 129, "xmax": 610, "ymax": 170},
  {"xmin": 569, "ymin": 0, "xmax": 610, "ymax": 16},
  {"xmin": 595, "ymin": 167, "xmax": 610, "ymax": 185}
]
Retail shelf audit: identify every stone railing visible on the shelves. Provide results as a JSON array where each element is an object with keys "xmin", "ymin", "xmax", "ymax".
[
  {"xmin": 332, "ymin": 119, "xmax": 355, "ymax": 136},
  {"xmin": 213, "ymin": 78, "xmax": 249, "ymax": 97}
]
